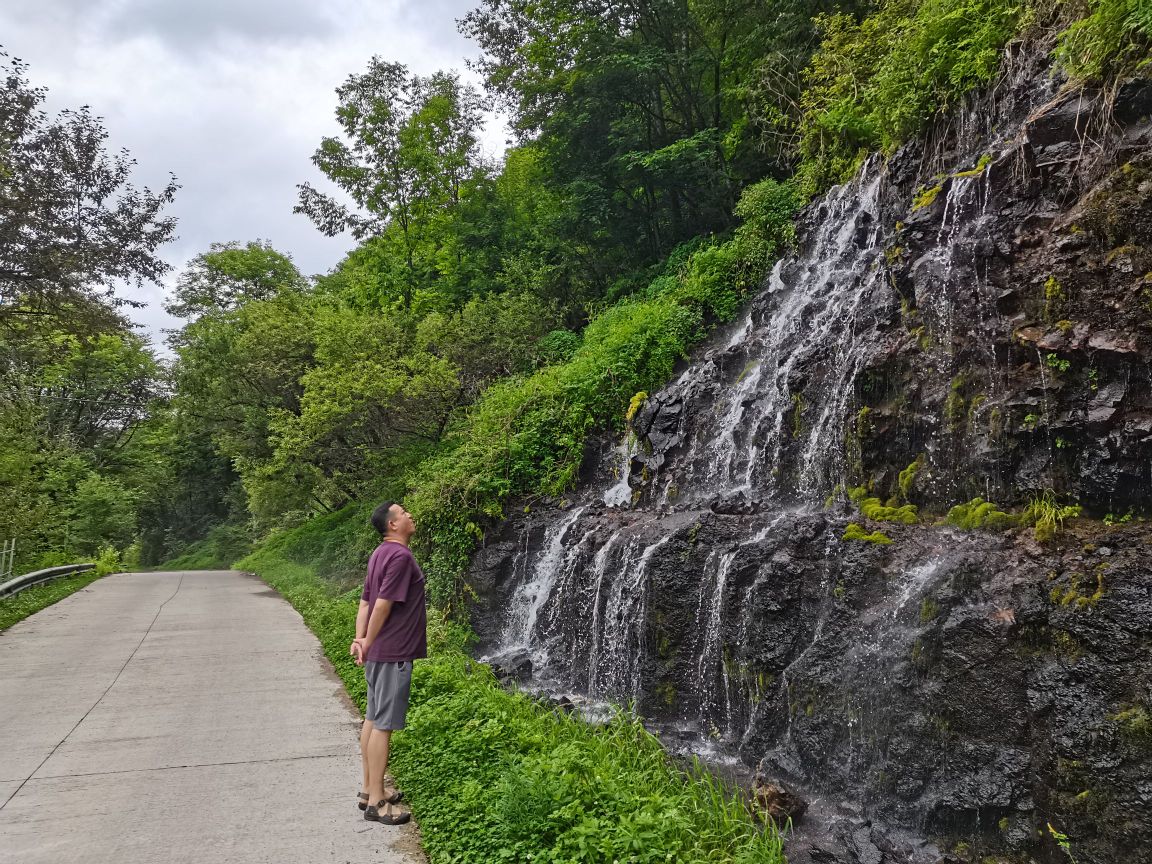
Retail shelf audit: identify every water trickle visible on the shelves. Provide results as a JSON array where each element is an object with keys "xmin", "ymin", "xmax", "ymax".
[
  {"xmin": 590, "ymin": 533, "xmax": 674, "ymax": 704},
  {"xmin": 603, "ymin": 439, "xmax": 636, "ymax": 508},
  {"xmin": 500, "ymin": 506, "xmax": 587, "ymax": 658},
  {"xmin": 695, "ymin": 519, "xmax": 783, "ymax": 737}
]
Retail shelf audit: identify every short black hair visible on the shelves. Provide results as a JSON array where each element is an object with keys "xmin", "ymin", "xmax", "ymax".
[{"xmin": 371, "ymin": 501, "xmax": 400, "ymax": 537}]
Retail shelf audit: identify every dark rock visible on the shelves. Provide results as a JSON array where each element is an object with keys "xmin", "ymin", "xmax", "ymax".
[
  {"xmin": 489, "ymin": 650, "xmax": 533, "ymax": 683},
  {"xmin": 752, "ymin": 774, "xmax": 809, "ymax": 822}
]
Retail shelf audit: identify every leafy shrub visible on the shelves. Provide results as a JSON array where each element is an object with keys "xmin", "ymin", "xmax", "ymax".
[
  {"xmin": 1055, "ymin": 0, "xmax": 1152, "ymax": 80},
  {"xmin": 796, "ymin": 0, "xmax": 1028, "ymax": 196},
  {"xmin": 93, "ymin": 546, "xmax": 122, "ymax": 577},
  {"xmin": 536, "ymin": 329, "xmax": 583, "ymax": 365}
]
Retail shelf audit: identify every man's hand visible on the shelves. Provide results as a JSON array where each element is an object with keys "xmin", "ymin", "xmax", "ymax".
[{"xmin": 350, "ymin": 638, "xmax": 367, "ymax": 666}]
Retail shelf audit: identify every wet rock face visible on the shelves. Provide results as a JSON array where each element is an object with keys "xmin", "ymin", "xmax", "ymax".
[
  {"xmin": 476, "ymin": 505, "xmax": 1152, "ymax": 864},
  {"xmin": 468, "ymin": 60, "xmax": 1152, "ymax": 864},
  {"xmin": 628, "ymin": 81, "xmax": 1152, "ymax": 516}
]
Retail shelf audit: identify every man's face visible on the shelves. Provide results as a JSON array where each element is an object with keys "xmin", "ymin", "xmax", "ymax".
[{"xmin": 390, "ymin": 505, "xmax": 416, "ymax": 538}]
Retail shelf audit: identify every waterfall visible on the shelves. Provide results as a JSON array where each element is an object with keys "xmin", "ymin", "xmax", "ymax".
[
  {"xmin": 481, "ymin": 150, "xmax": 1008, "ymax": 807},
  {"xmin": 499, "ymin": 506, "xmax": 587, "ymax": 663}
]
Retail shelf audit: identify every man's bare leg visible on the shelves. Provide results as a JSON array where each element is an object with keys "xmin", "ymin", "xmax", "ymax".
[
  {"xmin": 360, "ymin": 719, "xmax": 374, "ymax": 799},
  {"xmin": 366, "ymin": 726, "xmax": 393, "ymax": 813}
]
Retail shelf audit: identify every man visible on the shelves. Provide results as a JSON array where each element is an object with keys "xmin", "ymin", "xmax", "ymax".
[{"xmin": 350, "ymin": 501, "xmax": 427, "ymax": 825}]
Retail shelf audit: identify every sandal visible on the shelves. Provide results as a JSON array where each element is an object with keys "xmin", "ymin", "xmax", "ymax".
[
  {"xmin": 358, "ymin": 789, "xmax": 402, "ymax": 810},
  {"xmin": 364, "ymin": 801, "xmax": 411, "ymax": 825}
]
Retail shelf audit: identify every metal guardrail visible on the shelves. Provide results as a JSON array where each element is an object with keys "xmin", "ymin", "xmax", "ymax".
[{"xmin": 0, "ymin": 564, "xmax": 96, "ymax": 599}]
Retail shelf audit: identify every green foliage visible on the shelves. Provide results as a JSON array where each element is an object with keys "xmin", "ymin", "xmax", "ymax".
[
  {"xmin": 796, "ymin": 0, "xmax": 1028, "ymax": 196},
  {"xmin": 243, "ymin": 544, "xmax": 785, "ymax": 864},
  {"xmin": 626, "ymin": 391, "xmax": 649, "ymax": 423},
  {"xmin": 1111, "ymin": 705, "xmax": 1152, "ymax": 746},
  {"xmin": 92, "ymin": 546, "xmax": 123, "ymax": 577},
  {"xmin": 296, "ymin": 60, "xmax": 485, "ymax": 311},
  {"xmin": 1047, "ymin": 822, "xmax": 1078, "ymax": 862},
  {"xmin": 460, "ymin": 0, "xmax": 811, "ymax": 274},
  {"xmin": 0, "ymin": 569, "xmax": 105, "ymax": 632},
  {"xmin": 919, "ymin": 596, "xmax": 940, "ymax": 623},
  {"xmin": 898, "ymin": 455, "xmax": 925, "ymax": 502},
  {"xmin": 0, "ymin": 52, "xmax": 177, "ymax": 318},
  {"xmin": 945, "ymin": 375, "xmax": 967, "ymax": 430},
  {"xmin": 1054, "ymin": 0, "xmax": 1152, "ymax": 80},
  {"xmin": 1022, "ymin": 490, "xmax": 1082, "ymax": 542},
  {"xmin": 913, "ymin": 183, "xmax": 944, "ymax": 211},
  {"xmin": 159, "ymin": 524, "xmax": 253, "ymax": 571},
  {"xmin": 0, "ymin": 304, "xmax": 165, "ymax": 570},
  {"xmin": 240, "ymin": 502, "xmax": 378, "ymax": 590},
  {"xmin": 945, "ymin": 497, "xmax": 1016, "ymax": 530},
  {"xmin": 536, "ymin": 330, "xmax": 583, "ymax": 366},
  {"xmin": 1045, "ymin": 275, "xmax": 1066, "ymax": 322},
  {"xmin": 165, "ymin": 240, "xmax": 306, "ymax": 319},
  {"xmin": 843, "ymin": 522, "xmax": 894, "ymax": 543}
]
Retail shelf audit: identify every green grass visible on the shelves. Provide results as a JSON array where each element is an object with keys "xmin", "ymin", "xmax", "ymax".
[
  {"xmin": 0, "ymin": 569, "xmax": 105, "ymax": 631},
  {"xmin": 239, "ymin": 534, "xmax": 787, "ymax": 864},
  {"xmin": 158, "ymin": 524, "xmax": 254, "ymax": 571}
]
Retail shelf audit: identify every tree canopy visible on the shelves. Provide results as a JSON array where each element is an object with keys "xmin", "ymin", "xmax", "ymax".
[{"xmin": 0, "ymin": 52, "xmax": 178, "ymax": 323}]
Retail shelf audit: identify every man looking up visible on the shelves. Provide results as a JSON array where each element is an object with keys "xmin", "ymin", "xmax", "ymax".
[{"xmin": 350, "ymin": 501, "xmax": 427, "ymax": 825}]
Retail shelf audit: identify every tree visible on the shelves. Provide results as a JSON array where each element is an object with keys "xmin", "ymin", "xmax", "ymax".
[
  {"xmin": 165, "ymin": 240, "xmax": 307, "ymax": 320},
  {"xmin": 0, "ymin": 52, "xmax": 178, "ymax": 321},
  {"xmin": 295, "ymin": 59, "xmax": 485, "ymax": 310},
  {"xmin": 0, "ymin": 302, "xmax": 165, "ymax": 567}
]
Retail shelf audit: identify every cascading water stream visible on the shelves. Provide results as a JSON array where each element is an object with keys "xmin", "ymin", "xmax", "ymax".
[
  {"xmin": 482, "ymin": 151, "xmax": 1023, "ymax": 829},
  {"xmin": 500, "ymin": 506, "xmax": 587, "ymax": 663}
]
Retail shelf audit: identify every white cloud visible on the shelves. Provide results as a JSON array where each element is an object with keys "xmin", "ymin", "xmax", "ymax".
[{"xmin": 0, "ymin": 0, "xmax": 503, "ymax": 351}]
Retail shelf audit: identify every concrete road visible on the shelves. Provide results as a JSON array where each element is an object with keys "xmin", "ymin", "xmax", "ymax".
[{"xmin": 0, "ymin": 571, "xmax": 424, "ymax": 864}]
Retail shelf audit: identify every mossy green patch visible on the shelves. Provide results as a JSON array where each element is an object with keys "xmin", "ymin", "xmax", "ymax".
[
  {"xmin": 1111, "ymin": 705, "xmax": 1152, "ymax": 747},
  {"xmin": 860, "ymin": 497, "xmax": 919, "ymax": 524},
  {"xmin": 945, "ymin": 497, "xmax": 1015, "ymax": 530},
  {"xmin": 843, "ymin": 522, "xmax": 893, "ymax": 544},
  {"xmin": 897, "ymin": 454, "xmax": 924, "ymax": 502}
]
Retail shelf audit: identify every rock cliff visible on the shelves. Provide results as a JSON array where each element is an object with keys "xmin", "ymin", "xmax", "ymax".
[{"xmin": 469, "ymin": 47, "xmax": 1152, "ymax": 864}]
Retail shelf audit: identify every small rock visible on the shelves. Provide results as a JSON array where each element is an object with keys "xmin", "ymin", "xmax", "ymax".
[
  {"xmin": 752, "ymin": 776, "xmax": 809, "ymax": 822},
  {"xmin": 1087, "ymin": 330, "xmax": 1139, "ymax": 355}
]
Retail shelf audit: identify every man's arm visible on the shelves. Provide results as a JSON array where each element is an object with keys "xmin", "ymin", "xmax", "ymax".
[
  {"xmin": 355, "ymin": 600, "xmax": 370, "ymax": 639},
  {"xmin": 352, "ymin": 599, "xmax": 395, "ymax": 664},
  {"xmin": 350, "ymin": 599, "xmax": 371, "ymax": 663},
  {"xmin": 361, "ymin": 599, "xmax": 395, "ymax": 651}
]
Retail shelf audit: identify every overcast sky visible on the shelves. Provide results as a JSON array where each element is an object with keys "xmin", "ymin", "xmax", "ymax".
[{"xmin": 1, "ymin": 0, "xmax": 504, "ymax": 348}]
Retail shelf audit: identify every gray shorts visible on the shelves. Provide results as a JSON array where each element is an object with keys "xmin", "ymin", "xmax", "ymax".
[{"xmin": 365, "ymin": 660, "xmax": 413, "ymax": 731}]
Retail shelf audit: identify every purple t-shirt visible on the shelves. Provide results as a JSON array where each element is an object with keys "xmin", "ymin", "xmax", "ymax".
[{"xmin": 360, "ymin": 541, "xmax": 427, "ymax": 662}]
